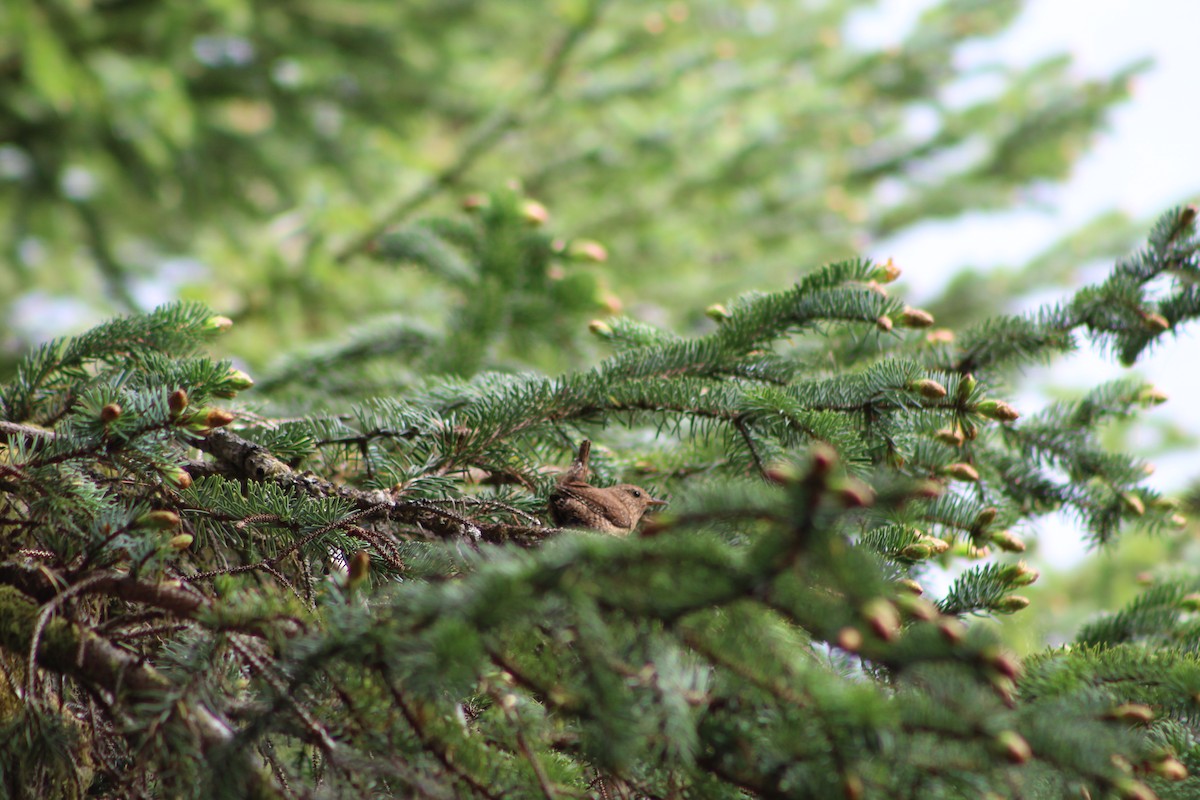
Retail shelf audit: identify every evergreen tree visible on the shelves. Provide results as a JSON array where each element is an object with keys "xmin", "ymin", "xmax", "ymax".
[
  {"xmin": 5, "ymin": 2, "xmax": 1200, "ymax": 799},
  {"xmin": 2, "ymin": 203, "xmax": 1199, "ymax": 798}
]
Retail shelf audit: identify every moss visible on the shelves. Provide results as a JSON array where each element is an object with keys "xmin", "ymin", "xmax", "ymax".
[
  {"xmin": 0, "ymin": 590, "xmax": 96, "ymax": 797},
  {"xmin": 0, "ymin": 586, "xmax": 82, "ymax": 671}
]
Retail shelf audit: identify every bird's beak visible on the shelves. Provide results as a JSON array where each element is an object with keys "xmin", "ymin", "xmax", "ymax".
[{"xmin": 648, "ymin": 497, "xmax": 668, "ymax": 507}]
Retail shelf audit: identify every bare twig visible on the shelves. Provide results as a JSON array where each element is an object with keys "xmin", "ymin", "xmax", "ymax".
[
  {"xmin": 27, "ymin": 573, "xmax": 112, "ymax": 701},
  {"xmin": 503, "ymin": 701, "xmax": 560, "ymax": 800},
  {"xmin": 734, "ymin": 418, "xmax": 767, "ymax": 478},
  {"xmin": 231, "ymin": 635, "xmax": 338, "ymax": 755},
  {"xmin": 0, "ymin": 420, "xmax": 55, "ymax": 442}
]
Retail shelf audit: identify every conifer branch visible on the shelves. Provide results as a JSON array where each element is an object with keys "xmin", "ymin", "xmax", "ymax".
[
  {"xmin": 386, "ymin": 680, "xmax": 505, "ymax": 800},
  {"xmin": 503, "ymin": 702, "xmax": 561, "ymax": 800},
  {"xmin": 230, "ymin": 635, "xmax": 339, "ymax": 757},
  {"xmin": 947, "ymin": 205, "xmax": 1199, "ymax": 374},
  {"xmin": 193, "ymin": 429, "xmax": 543, "ymax": 544},
  {"xmin": 0, "ymin": 561, "xmax": 301, "ymax": 639}
]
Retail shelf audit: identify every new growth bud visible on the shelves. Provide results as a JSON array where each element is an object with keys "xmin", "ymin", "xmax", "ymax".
[
  {"xmin": 911, "ymin": 379, "xmax": 947, "ymax": 400},
  {"xmin": 912, "ymin": 480, "xmax": 944, "ymax": 500},
  {"xmin": 871, "ymin": 258, "xmax": 901, "ymax": 283},
  {"xmin": 1178, "ymin": 592, "xmax": 1200, "ymax": 612},
  {"xmin": 164, "ymin": 466, "xmax": 192, "ymax": 490},
  {"xmin": 705, "ymin": 304, "xmax": 732, "ymax": 323},
  {"xmin": 348, "ymin": 549, "xmax": 371, "ymax": 589},
  {"xmin": 958, "ymin": 373, "xmax": 977, "ymax": 400},
  {"xmin": 222, "ymin": 368, "xmax": 255, "ymax": 392},
  {"xmin": 169, "ymin": 533, "xmax": 193, "ymax": 550},
  {"xmin": 138, "ymin": 510, "xmax": 181, "ymax": 530},
  {"xmin": 900, "ymin": 542, "xmax": 933, "ymax": 561},
  {"xmin": 974, "ymin": 507, "xmax": 999, "ymax": 529},
  {"xmin": 809, "ymin": 443, "xmax": 838, "ymax": 475},
  {"xmin": 976, "ymin": 399, "xmax": 1020, "ymax": 422},
  {"xmin": 836, "ymin": 627, "xmax": 864, "ymax": 653},
  {"xmin": 1154, "ymin": 757, "xmax": 1189, "ymax": 781},
  {"xmin": 934, "ymin": 428, "xmax": 964, "ymax": 446},
  {"xmin": 925, "ymin": 329, "xmax": 955, "ymax": 344},
  {"xmin": 895, "ymin": 594, "xmax": 939, "ymax": 621},
  {"xmin": 1000, "ymin": 561, "xmax": 1039, "ymax": 586},
  {"xmin": 168, "ymin": 389, "xmax": 189, "ymax": 415},
  {"xmin": 1120, "ymin": 492, "xmax": 1146, "ymax": 516},
  {"xmin": 898, "ymin": 307, "xmax": 935, "ymax": 328},
  {"xmin": 764, "ymin": 462, "xmax": 801, "ymax": 485},
  {"xmin": 461, "ymin": 193, "xmax": 488, "ymax": 212},
  {"xmin": 588, "ymin": 320, "xmax": 614, "ymax": 338},
  {"xmin": 197, "ymin": 409, "xmax": 236, "ymax": 430},
  {"xmin": 521, "ymin": 200, "xmax": 550, "ymax": 226},
  {"xmin": 1142, "ymin": 312, "xmax": 1170, "ymax": 332},
  {"xmin": 986, "ymin": 649, "xmax": 1022, "ymax": 680},
  {"xmin": 938, "ymin": 618, "xmax": 966, "ymax": 644},
  {"xmin": 991, "ymin": 530, "xmax": 1026, "ymax": 553},
  {"xmin": 835, "ymin": 478, "xmax": 875, "ymax": 508},
  {"xmin": 568, "ymin": 239, "xmax": 609, "ymax": 263},
  {"xmin": 994, "ymin": 730, "xmax": 1032, "ymax": 764},
  {"xmin": 876, "ymin": 315, "xmax": 894, "ymax": 333},
  {"xmin": 1114, "ymin": 778, "xmax": 1158, "ymax": 800},
  {"xmin": 921, "ymin": 536, "xmax": 950, "ymax": 555},
  {"xmin": 100, "ymin": 403, "xmax": 122, "ymax": 423},
  {"xmin": 994, "ymin": 594, "xmax": 1031, "ymax": 613},
  {"xmin": 1108, "ymin": 703, "xmax": 1155, "ymax": 724},
  {"xmin": 944, "ymin": 463, "xmax": 980, "ymax": 482},
  {"xmin": 203, "ymin": 315, "xmax": 234, "ymax": 333},
  {"xmin": 862, "ymin": 598, "xmax": 901, "ymax": 641}
]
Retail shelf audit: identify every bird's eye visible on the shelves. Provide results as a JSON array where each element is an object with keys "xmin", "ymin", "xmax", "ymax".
[{"xmin": 630, "ymin": 489, "xmax": 642, "ymax": 497}]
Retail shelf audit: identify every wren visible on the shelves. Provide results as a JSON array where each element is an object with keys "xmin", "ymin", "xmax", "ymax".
[{"xmin": 548, "ymin": 440, "xmax": 666, "ymax": 537}]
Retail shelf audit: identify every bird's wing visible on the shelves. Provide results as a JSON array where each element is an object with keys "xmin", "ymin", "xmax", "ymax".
[{"xmin": 557, "ymin": 483, "xmax": 634, "ymax": 529}]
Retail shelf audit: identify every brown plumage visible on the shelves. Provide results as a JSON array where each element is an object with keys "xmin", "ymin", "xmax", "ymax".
[{"xmin": 548, "ymin": 440, "xmax": 667, "ymax": 537}]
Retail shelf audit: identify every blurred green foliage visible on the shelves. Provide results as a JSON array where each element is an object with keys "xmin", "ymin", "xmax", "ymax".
[{"xmin": 1, "ymin": 0, "xmax": 1146, "ymax": 373}]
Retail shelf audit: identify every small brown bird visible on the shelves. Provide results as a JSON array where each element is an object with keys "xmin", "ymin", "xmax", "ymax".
[{"xmin": 548, "ymin": 440, "xmax": 667, "ymax": 537}]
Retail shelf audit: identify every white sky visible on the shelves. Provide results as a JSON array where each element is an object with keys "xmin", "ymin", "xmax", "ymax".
[{"xmin": 859, "ymin": 0, "xmax": 1200, "ymax": 566}]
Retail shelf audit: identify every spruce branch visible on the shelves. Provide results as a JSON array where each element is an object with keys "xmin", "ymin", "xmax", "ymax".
[
  {"xmin": 0, "ymin": 561, "xmax": 302, "ymax": 640},
  {"xmin": 229, "ymin": 635, "xmax": 339, "ymax": 757},
  {"xmin": 192, "ymin": 428, "xmax": 549, "ymax": 545},
  {"xmin": 946, "ymin": 206, "xmax": 1200, "ymax": 374},
  {"xmin": 385, "ymin": 679, "xmax": 506, "ymax": 800}
]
